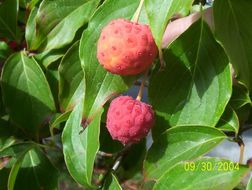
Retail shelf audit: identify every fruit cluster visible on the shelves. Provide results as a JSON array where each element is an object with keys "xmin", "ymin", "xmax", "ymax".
[{"xmin": 97, "ymin": 18, "xmax": 157, "ymax": 144}]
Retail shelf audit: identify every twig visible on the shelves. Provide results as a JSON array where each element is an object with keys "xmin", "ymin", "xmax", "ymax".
[
  {"xmin": 98, "ymin": 151, "xmax": 113, "ymax": 158},
  {"xmin": 239, "ymin": 141, "xmax": 245, "ymax": 164},
  {"xmin": 98, "ymin": 143, "xmax": 133, "ymax": 188},
  {"xmin": 233, "ymin": 136, "xmax": 245, "ymax": 164},
  {"xmin": 158, "ymin": 49, "xmax": 166, "ymax": 70},
  {"xmin": 234, "ymin": 137, "xmax": 245, "ymax": 164},
  {"xmin": 134, "ymin": 80, "xmax": 148, "ymax": 87}
]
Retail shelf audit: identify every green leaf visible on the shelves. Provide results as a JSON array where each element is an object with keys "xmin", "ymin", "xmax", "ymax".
[
  {"xmin": 0, "ymin": 168, "xmax": 9, "ymax": 190},
  {"xmin": 35, "ymin": 49, "xmax": 65, "ymax": 68},
  {"xmin": 149, "ymin": 19, "xmax": 231, "ymax": 133},
  {"xmin": 214, "ymin": 0, "xmax": 252, "ymax": 91},
  {"xmin": 1, "ymin": 52, "xmax": 55, "ymax": 136},
  {"xmin": 62, "ymin": 98, "xmax": 103, "ymax": 187},
  {"xmin": 49, "ymin": 111, "xmax": 71, "ymax": 135},
  {"xmin": 0, "ymin": 0, "xmax": 19, "ymax": 40},
  {"xmin": 230, "ymin": 85, "xmax": 252, "ymax": 125},
  {"xmin": 144, "ymin": 0, "xmax": 193, "ymax": 48},
  {"xmin": 247, "ymin": 176, "xmax": 252, "ymax": 190},
  {"xmin": 8, "ymin": 147, "xmax": 59, "ymax": 190},
  {"xmin": 0, "ymin": 143, "xmax": 34, "ymax": 158},
  {"xmin": 100, "ymin": 122, "xmax": 123, "ymax": 154},
  {"xmin": 0, "ymin": 121, "xmax": 15, "ymax": 152},
  {"xmin": 25, "ymin": 7, "xmax": 38, "ymax": 50},
  {"xmin": 0, "ymin": 143, "xmax": 35, "ymax": 169},
  {"xmin": 59, "ymin": 42, "xmax": 85, "ymax": 111},
  {"xmin": 46, "ymin": 66, "xmax": 60, "ymax": 107},
  {"xmin": 20, "ymin": 0, "xmax": 41, "ymax": 9},
  {"xmin": 79, "ymin": 0, "xmax": 139, "ymax": 120},
  {"xmin": 230, "ymin": 85, "xmax": 252, "ymax": 110},
  {"xmin": 120, "ymin": 140, "xmax": 146, "ymax": 179},
  {"xmin": 144, "ymin": 126, "xmax": 226, "ymax": 180},
  {"xmin": 30, "ymin": 0, "xmax": 99, "ymax": 51},
  {"xmin": 103, "ymin": 173, "xmax": 122, "ymax": 190},
  {"xmin": 7, "ymin": 151, "xmax": 27, "ymax": 190},
  {"xmin": 0, "ymin": 41, "xmax": 12, "ymax": 60},
  {"xmin": 154, "ymin": 157, "xmax": 249, "ymax": 190},
  {"xmin": 217, "ymin": 105, "xmax": 239, "ymax": 136}
]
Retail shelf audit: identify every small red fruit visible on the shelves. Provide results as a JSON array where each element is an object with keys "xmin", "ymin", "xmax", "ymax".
[
  {"xmin": 97, "ymin": 18, "xmax": 158, "ymax": 75},
  {"xmin": 106, "ymin": 96, "xmax": 155, "ymax": 144}
]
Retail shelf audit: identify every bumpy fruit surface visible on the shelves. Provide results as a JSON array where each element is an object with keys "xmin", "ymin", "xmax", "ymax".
[
  {"xmin": 97, "ymin": 18, "xmax": 158, "ymax": 75},
  {"xmin": 106, "ymin": 96, "xmax": 155, "ymax": 144}
]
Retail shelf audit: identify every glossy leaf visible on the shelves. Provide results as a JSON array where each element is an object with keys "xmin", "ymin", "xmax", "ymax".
[
  {"xmin": 230, "ymin": 85, "xmax": 252, "ymax": 125},
  {"xmin": 20, "ymin": 0, "xmax": 41, "ymax": 9},
  {"xmin": 79, "ymin": 0, "xmax": 139, "ymax": 121},
  {"xmin": 0, "ymin": 0, "xmax": 19, "ymax": 40},
  {"xmin": 59, "ymin": 42, "xmax": 85, "ymax": 111},
  {"xmin": 35, "ymin": 49, "xmax": 65, "ymax": 68},
  {"xmin": 0, "ymin": 143, "xmax": 35, "ymax": 169},
  {"xmin": 25, "ymin": 7, "xmax": 38, "ymax": 50},
  {"xmin": 103, "ymin": 173, "xmax": 122, "ymax": 190},
  {"xmin": 154, "ymin": 157, "xmax": 249, "ymax": 190},
  {"xmin": 0, "ymin": 143, "xmax": 34, "ymax": 158},
  {"xmin": 144, "ymin": 0, "xmax": 193, "ymax": 48},
  {"xmin": 247, "ymin": 176, "xmax": 252, "ymax": 190},
  {"xmin": 29, "ymin": 0, "xmax": 99, "ymax": 51},
  {"xmin": 0, "ymin": 120, "xmax": 15, "ymax": 151},
  {"xmin": 1, "ymin": 52, "xmax": 55, "ymax": 136},
  {"xmin": 149, "ymin": 19, "xmax": 231, "ymax": 132},
  {"xmin": 46, "ymin": 67, "xmax": 60, "ymax": 108},
  {"xmin": 62, "ymin": 98, "xmax": 103, "ymax": 187},
  {"xmin": 217, "ymin": 105, "xmax": 239, "ymax": 135},
  {"xmin": 9, "ymin": 147, "xmax": 59, "ymax": 190},
  {"xmin": 8, "ymin": 152, "xmax": 27, "ymax": 190},
  {"xmin": 230, "ymin": 85, "xmax": 252, "ymax": 110},
  {"xmin": 144, "ymin": 126, "xmax": 226, "ymax": 180},
  {"xmin": 49, "ymin": 111, "xmax": 71, "ymax": 135},
  {"xmin": 0, "ymin": 41, "xmax": 12, "ymax": 60},
  {"xmin": 214, "ymin": 0, "xmax": 252, "ymax": 91}
]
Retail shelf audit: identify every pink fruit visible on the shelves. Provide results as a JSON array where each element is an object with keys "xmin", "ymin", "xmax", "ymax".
[
  {"xmin": 97, "ymin": 18, "xmax": 158, "ymax": 75},
  {"xmin": 106, "ymin": 96, "xmax": 155, "ymax": 144}
]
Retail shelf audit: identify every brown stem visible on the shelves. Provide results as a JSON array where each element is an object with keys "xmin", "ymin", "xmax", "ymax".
[
  {"xmin": 98, "ymin": 143, "xmax": 133, "ymax": 188},
  {"xmin": 136, "ymin": 70, "xmax": 148, "ymax": 101},
  {"xmin": 132, "ymin": 0, "xmax": 145, "ymax": 23},
  {"xmin": 159, "ymin": 49, "xmax": 166, "ymax": 70},
  {"xmin": 237, "ymin": 138, "xmax": 245, "ymax": 164}
]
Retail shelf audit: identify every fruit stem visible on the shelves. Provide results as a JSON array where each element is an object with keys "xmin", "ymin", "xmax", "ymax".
[
  {"xmin": 98, "ymin": 151, "xmax": 113, "ymax": 157},
  {"xmin": 136, "ymin": 70, "xmax": 148, "ymax": 101},
  {"xmin": 159, "ymin": 49, "xmax": 166, "ymax": 70},
  {"xmin": 132, "ymin": 0, "xmax": 145, "ymax": 23}
]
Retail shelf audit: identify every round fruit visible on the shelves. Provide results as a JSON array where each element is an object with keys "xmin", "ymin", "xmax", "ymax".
[
  {"xmin": 106, "ymin": 96, "xmax": 155, "ymax": 144},
  {"xmin": 97, "ymin": 18, "xmax": 158, "ymax": 75}
]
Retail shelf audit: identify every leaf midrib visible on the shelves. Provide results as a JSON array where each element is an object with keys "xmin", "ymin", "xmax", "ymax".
[
  {"xmin": 28, "ymin": 150, "xmax": 41, "ymax": 189},
  {"xmin": 226, "ymin": 0, "xmax": 250, "ymax": 87},
  {"xmin": 0, "ymin": 16, "xmax": 17, "ymax": 40},
  {"xmin": 147, "ymin": 136, "xmax": 225, "ymax": 178}
]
